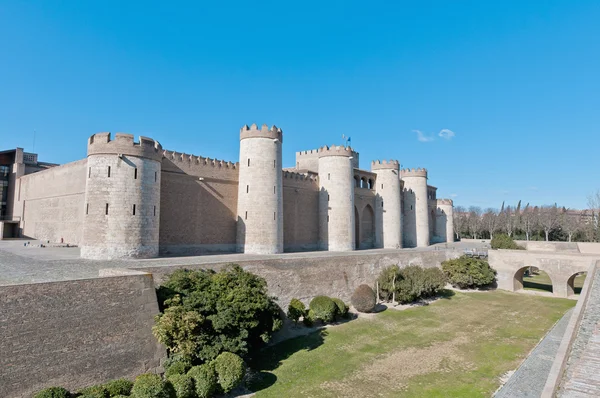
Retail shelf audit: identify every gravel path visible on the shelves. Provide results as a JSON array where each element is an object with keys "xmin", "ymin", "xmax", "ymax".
[{"xmin": 494, "ymin": 307, "xmax": 574, "ymax": 398}]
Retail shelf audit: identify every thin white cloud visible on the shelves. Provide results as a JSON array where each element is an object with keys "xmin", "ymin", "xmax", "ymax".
[
  {"xmin": 529, "ymin": 186, "xmax": 539, "ymax": 191},
  {"xmin": 439, "ymin": 129, "xmax": 455, "ymax": 140},
  {"xmin": 450, "ymin": 193, "xmax": 458, "ymax": 198},
  {"xmin": 412, "ymin": 129, "xmax": 435, "ymax": 142}
]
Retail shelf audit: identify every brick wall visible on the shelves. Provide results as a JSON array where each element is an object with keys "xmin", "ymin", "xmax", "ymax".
[{"xmin": 0, "ymin": 271, "xmax": 164, "ymax": 398}]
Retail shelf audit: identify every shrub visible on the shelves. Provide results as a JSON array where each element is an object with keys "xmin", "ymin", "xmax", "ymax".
[
  {"xmin": 287, "ymin": 298, "xmax": 306, "ymax": 324},
  {"xmin": 302, "ymin": 310, "xmax": 314, "ymax": 327},
  {"xmin": 212, "ymin": 352, "xmax": 246, "ymax": 393},
  {"xmin": 34, "ymin": 387, "xmax": 71, "ymax": 398},
  {"xmin": 332, "ymin": 298, "xmax": 349, "ymax": 318},
  {"xmin": 422, "ymin": 267, "xmax": 447, "ymax": 298},
  {"xmin": 491, "ymin": 234, "xmax": 524, "ymax": 250},
  {"xmin": 103, "ymin": 379, "xmax": 133, "ymax": 397},
  {"xmin": 376, "ymin": 265, "xmax": 401, "ymax": 301},
  {"xmin": 441, "ymin": 256, "xmax": 497, "ymax": 289},
  {"xmin": 187, "ymin": 364, "xmax": 217, "ymax": 398},
  {"xmin": 130, "ymin": 374, "xmax": 175, "ymax": 398},
  {"xmin": 308, "ymin": 296, "xmax": 337, "ymax": 323},
  {"xmin": 165, "ymin": 360, "xmax": 191, "ymax": 379},
  {"xmin": 154, "ymin": 265, "xmax": 282, "ymax": 363},
  {"xmin": 78, "ymin": 385, "xmax": 109, "ymax": 398},
  {"xmin": 168, "ymin": 374, "xmax": 196, "ymax": 398},
  {"xmin": 351, "ymin": 284, "xmax": 376, "ymax": 313}
]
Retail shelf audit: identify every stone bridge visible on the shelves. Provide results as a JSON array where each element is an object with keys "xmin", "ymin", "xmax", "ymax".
[{"xmin": 489, "ymin": 249, "xmax": 599, "ymax": 298}]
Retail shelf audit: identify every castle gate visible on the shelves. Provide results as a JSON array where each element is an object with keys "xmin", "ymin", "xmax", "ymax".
[{"xmin": 355, "ymin": 204, "xmax": 375, "ymax": 250}]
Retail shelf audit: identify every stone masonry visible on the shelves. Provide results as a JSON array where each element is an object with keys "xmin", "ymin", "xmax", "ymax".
[{"xmin": 3, "ymin": 124, "xmax": 454, "ymax": 259}]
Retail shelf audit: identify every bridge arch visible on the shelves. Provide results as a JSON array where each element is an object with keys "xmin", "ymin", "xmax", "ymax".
[{"xmin": 567, "ymin": 271, "xmax": 587, "ymax": 296}]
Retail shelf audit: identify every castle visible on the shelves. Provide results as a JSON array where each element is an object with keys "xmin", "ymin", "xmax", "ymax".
[{"xmin": 0, "ymin": 124, "xmax": 454, "ymax": 259}]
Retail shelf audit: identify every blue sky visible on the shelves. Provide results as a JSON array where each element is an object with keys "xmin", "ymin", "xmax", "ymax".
[{"xmin": 1, "ymin": 1, "xmax": 599, "ymax": 210}]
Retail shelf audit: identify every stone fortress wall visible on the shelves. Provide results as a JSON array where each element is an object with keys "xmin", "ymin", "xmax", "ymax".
[
  {"xmin": 0, "ymin": 270, "xmax": 164, "ymax": 398},
  {"xmin": 7, "ymin": 123, "xmax": 454, "ymax": 259}
]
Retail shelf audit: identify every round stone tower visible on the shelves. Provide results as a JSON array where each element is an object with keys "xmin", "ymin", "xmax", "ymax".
[
  {"xmin": 436, "ymin": 199, "xmax": 454, "ymax": 243},
  {"xmin": 81, "ymin": 132, "xmax": 163, "ymax": 259},
  {"xmin": 236, "ymin": 123, "xmax": 283, "ymax": 254},
  {"xmin": 318, "ymin": 145, "xmax": 355, "ymax": 251},
  {"xmin": 372, "ymin": 160, "xmax": 402, "ymax": 249},
  {"xmin": 401, "ymin": 168, "xmax": 429, "ymax": 248}
]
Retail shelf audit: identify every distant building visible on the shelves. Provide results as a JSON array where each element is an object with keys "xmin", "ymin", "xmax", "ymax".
[{"xmin": 0, "ymin": 124, "xmax": 454, "ymax": 258}]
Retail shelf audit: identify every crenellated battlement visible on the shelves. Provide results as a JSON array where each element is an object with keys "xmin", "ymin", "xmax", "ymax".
[
  {"xmin": 401, "ymin": 168, "xmax": 428, "ymax": 178},
  {"xmin": 283, "ymin": 170, "xmax": 317, "ymax": 182},
  {"xmin": 161, "ymin": 149, "xmax": 239, "ymax": 181},
  {"xmin": 240, "ymin": 123, "xmax": 283, "ymax": 142},
  {"xmin": 317, "ymin": 145, "xmax": 355, "ymax": 158},
  {"xmin": 437, "ymin": 198, "xmax": 453, "ymax": 206},
  {"xmin": 87, "ymin": 132, "xmax": 163, "ymax": 161},
  {"xmin": 371, "ymin": 159, "xmax": 400, "ymax": 171},
  {"xmin": 296, "ymin": 149, "xmax": 319, "ymax": 157},
  {"xmin": 163, "ymin": 150, "xmax": 238, "ymax": 169}
]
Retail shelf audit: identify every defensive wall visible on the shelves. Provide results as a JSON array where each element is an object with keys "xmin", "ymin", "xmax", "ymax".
[
  {"xmin": 12, "ymin": 159, "xmax": 87, "ymax": 245},
  {"xmin": 132, "ymin": 249, "xmax": 462, "ymax": 308},
  {"xmin": 0, "ymin": 270, "xmax": 164, "ymax": 398}
]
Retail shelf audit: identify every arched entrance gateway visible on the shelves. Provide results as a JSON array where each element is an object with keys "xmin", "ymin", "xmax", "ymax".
[
  {"xmin": 361, "ymin": 205, "xmax": 375, "ymax": 249},
  {"xmin": 354, "ymin": 204, "xmax": 375, "ymax": 250}
]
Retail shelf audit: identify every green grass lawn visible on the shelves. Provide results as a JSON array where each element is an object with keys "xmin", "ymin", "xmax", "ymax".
[
  {"xmin": 249, "ymin": 291, "xmax": 575, "ymax": 398},
  {"xmin": 524, "ymin": 271, "xmax": 586, "ymax": 294}
]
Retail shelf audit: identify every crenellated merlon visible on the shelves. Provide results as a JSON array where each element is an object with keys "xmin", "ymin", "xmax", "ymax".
[
  {"xmin": 437, "ymin": 198, "xmax": 454, "ymax": 206},
  {"xmin": 283, "ymin": 170, "xmax": 317, "ymax": 182},
  {"xmin": 317, "ymin": 145, "xmax": 356, "ymax": 158},
  {"xmin": 162, "ymin": 150, "xmax": 238, "ymax": 169},
  {"xmin": 240, "ymin": 123, "xmax": 283, "ymax": 142},
  {"xmin": 87, "ymin": 132, "xmax": 163, "ymax": 161},
  {"xmin": 401, "ymin": 168, "xmax": 428, "ymax": 178},
  {"xmin": 371, "ymin": 159, "xmax": 400, "ymax": 171}
]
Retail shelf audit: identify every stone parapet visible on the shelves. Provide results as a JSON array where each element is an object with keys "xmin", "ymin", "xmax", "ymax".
[
  {"xmin": 240, "ymin": 124, "xmax": 283, "ymax": 142},
  {"xmin": 87, "ymin": 133, "xmax": 163, "ymax": 162},
  {"xmin": 401, "ymin": 168, "xmax": 427, "ymax": 178},
  {"xmin": 371, "ymin": 159, "xmax": 400, "ymax": 171}
]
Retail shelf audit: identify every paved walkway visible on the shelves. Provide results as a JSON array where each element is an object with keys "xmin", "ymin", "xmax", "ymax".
[
  {"xmin": 559, "ymin": 268, "xmax": 600, "ymax": 397},
  {"xmin": 495, "ymin": 308, "xmax": 574, "ymax": 398}
]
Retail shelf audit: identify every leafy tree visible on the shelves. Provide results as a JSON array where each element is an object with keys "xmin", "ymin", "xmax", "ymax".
[
  {"xmin": 154, "ymin": 265, "xmax": 282, "ymax": 364},
  {"xmin": 491, "ymin": 234, "xmax": 524, "ymax": 250}
]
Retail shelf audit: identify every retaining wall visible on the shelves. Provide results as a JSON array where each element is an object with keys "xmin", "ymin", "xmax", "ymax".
[{"xmin": 0, "ymin": 270, "xmax": 165, "ymax": 398}]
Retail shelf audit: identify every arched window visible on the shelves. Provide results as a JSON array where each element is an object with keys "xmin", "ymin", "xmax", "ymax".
[
  {"xmin": 368, "ymin": 179, "xmax": 374, "ymax": 189},
  {"xmin": 360, "ymin": 177, "xmax": 367, "ymax": 188},
  {"xmin": 354, "ymin": 175, "xmax": 360, "ymax": 187}
]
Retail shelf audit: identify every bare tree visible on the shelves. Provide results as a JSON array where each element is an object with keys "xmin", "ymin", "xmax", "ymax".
[
  {"xmin": 539, "ymin": 204, "xmax": 560, "ymax": 241},
  {"xmin": 520, "ymin": 204, "xmax": 539, "ymax": 241},
  {"xmin": 467, "ymin": 206, "xmax": 483, "ymax": 239},
  {"xmin": 586, "ymin": 191, "xmax": 600, "ymax": 241},
  {"xmin": 453, "ymin": 205, "xmax": 468, "ymax": 240},
  {"xmin": 482, "ymin": 208, "xmax": 498, "ymax": 239},
  {"xmin": 559, "ymin": 208, "xmax": 581, "ymax": 242},
  {"xmin": 498, "ymin": 203, "xmax": 518, "ymax": 237}
]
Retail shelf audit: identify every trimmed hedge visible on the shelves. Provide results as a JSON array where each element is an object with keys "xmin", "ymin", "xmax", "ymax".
[
  {"xmin": 33, "ymin": 387, "xmax": 71, "ymax": 398},
  {"xmin": 187, "ymin": 364, "xmax": 217, "ymax": 398},
  {"xmin": 213, "ymin": 352, "xmax": 246, "ymax": 393},
  {"xmin": 309, "ymin": 296, "xmax": 337, "ymax": 323},
  {"xmin": 441, "ymin": 256, "xmax": 497, "ymax": 289},
  {"xmin": 165, "ymin": 361, "xmax": 191, "ymax": 379},
  {"xmin": 351, "ymin": 284, "xmax": 376, "ymax": 313},
  {"xmin": 130, "ymin": 374, "xmax": 175, "ymax": 398},
  {"xmin": 104, "ymin": 379, "xmax": 133, "ymax": 397},
  {"xmin": 332, "ymin": 298, "xmax": 349, "ymax": 318},
  {"xmin": 168, "ymin": 374, "xmax": 196, "ymax": 398},
  {"xmin": 78, "ymin": 385, "xmax": 109, "ymax": 398},
  {"xmin": 287, "ymin": 298, "xmax": 306, "ymax": 324}
]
